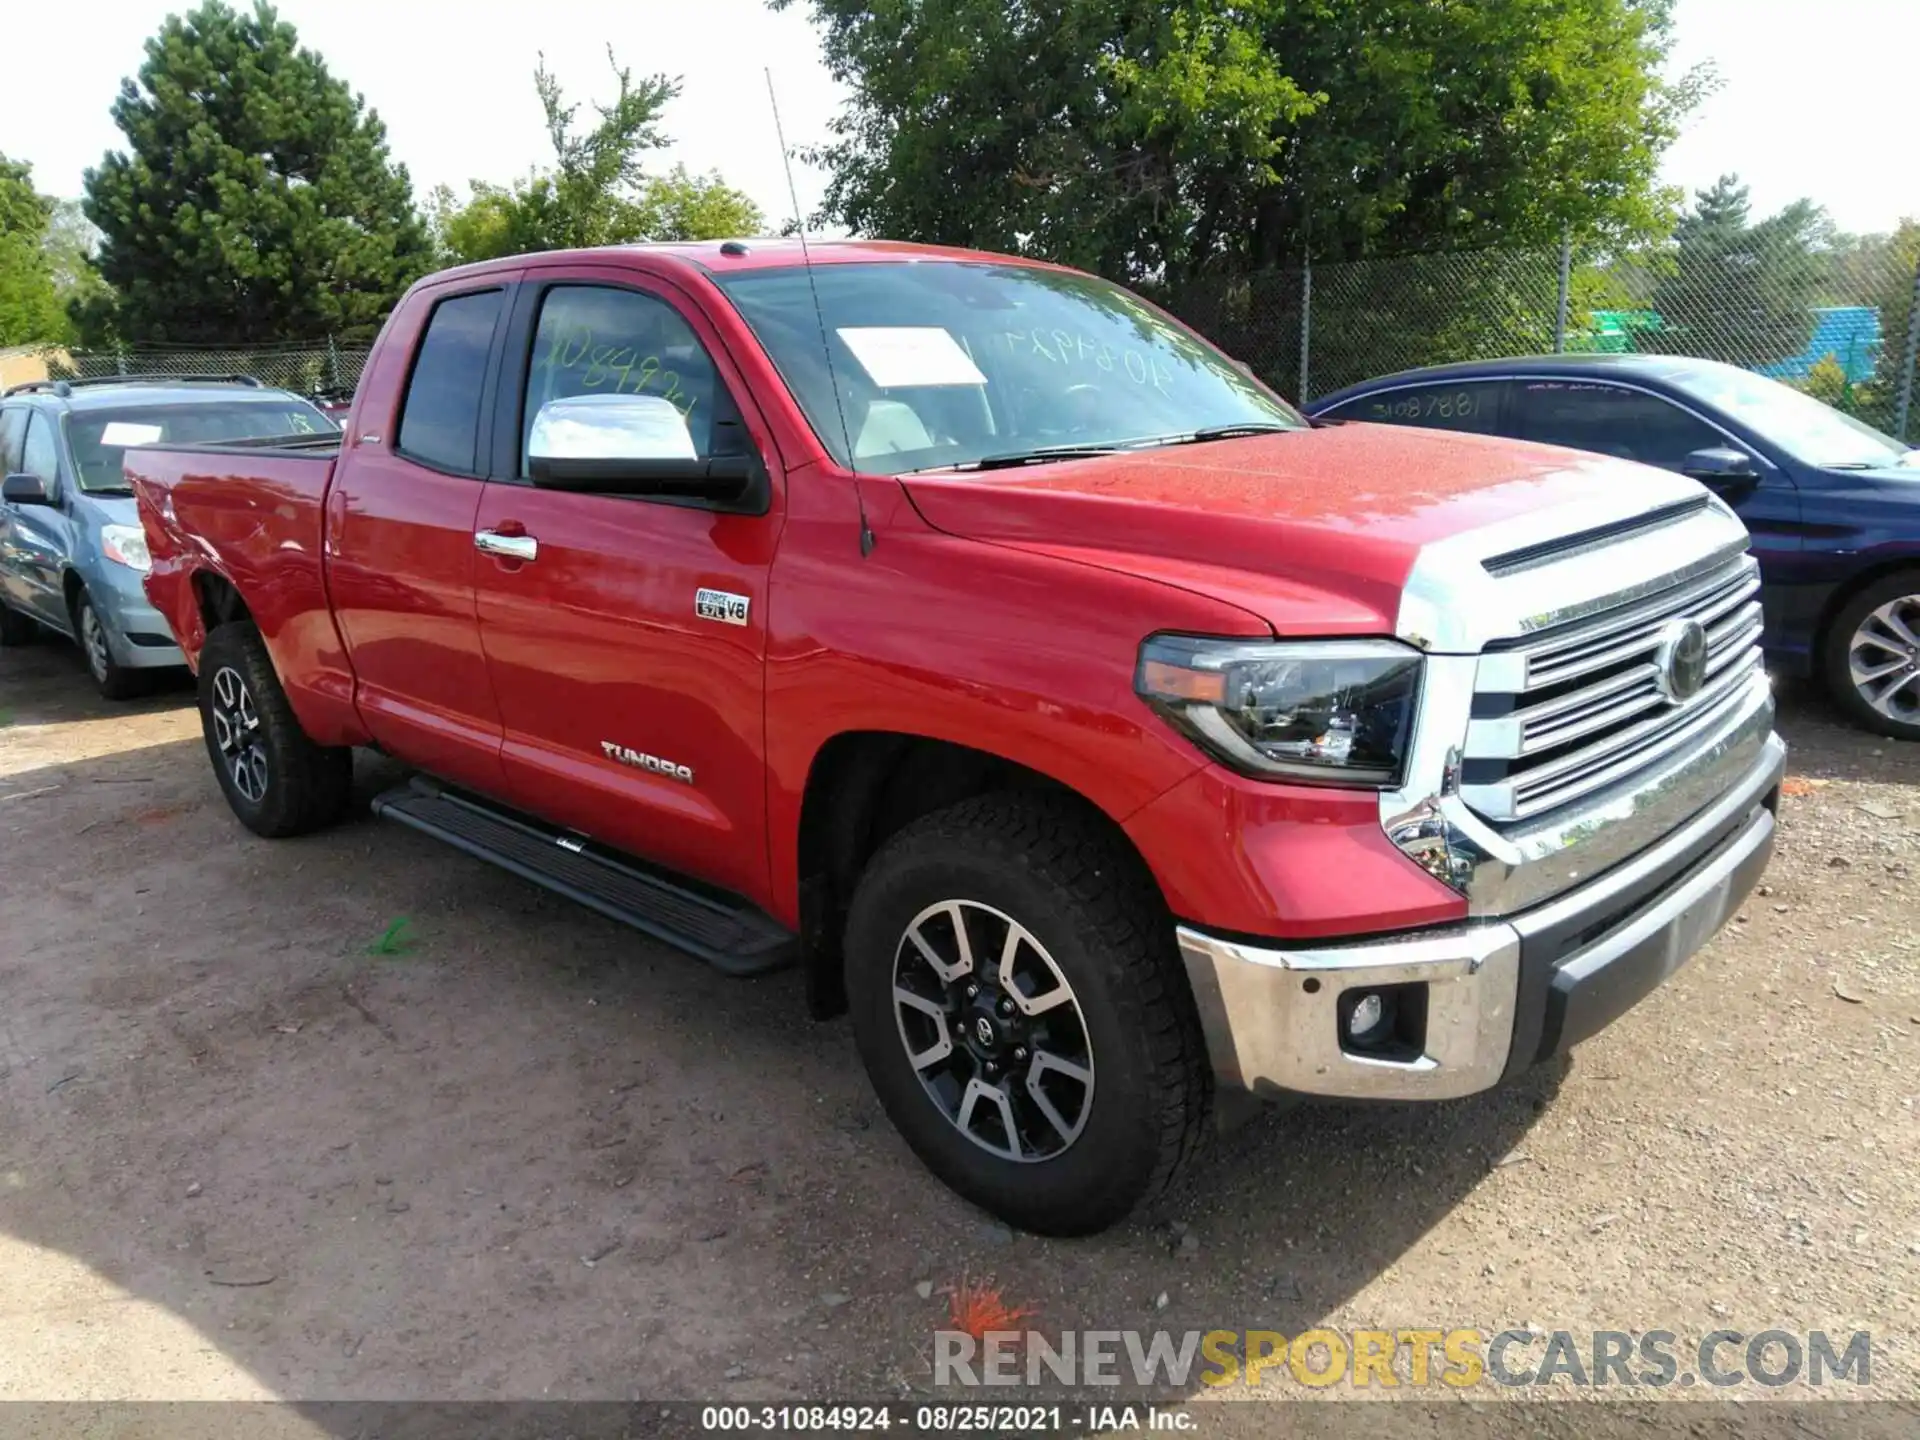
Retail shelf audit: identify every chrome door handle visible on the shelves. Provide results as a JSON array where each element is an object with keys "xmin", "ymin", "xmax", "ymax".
[{"xmin": 474, "ymin": 530, "xmax": 538, "ymax": 561}]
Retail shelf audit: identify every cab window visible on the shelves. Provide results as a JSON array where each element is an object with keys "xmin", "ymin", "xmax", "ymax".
[
  {"xmin": 397, "ymin": 288, "xmax": 505, "ymax": 474},
  {"xmin": 519, "ymin": 285, "xmax": 743, "ymax": 476},
  {"xmin": 1319, "ymin": 381, "xmax": 1509, "ymax": 433}
]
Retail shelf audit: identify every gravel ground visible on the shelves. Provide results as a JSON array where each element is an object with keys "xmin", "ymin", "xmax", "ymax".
[{"xmin": 0, "ymin": 636, "xmax": 1915, "ymax": 1423}]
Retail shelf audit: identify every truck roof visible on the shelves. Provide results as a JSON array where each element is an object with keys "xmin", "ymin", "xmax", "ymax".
[{"xmin": 428, "ymin": 238, "xmax": 1066, "ymax": 287}]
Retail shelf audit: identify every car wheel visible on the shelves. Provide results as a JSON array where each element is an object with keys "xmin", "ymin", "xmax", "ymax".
[
  {"xmin": 844, "ymin": 792, "xmax": 1210, "ymax": 1235},
  {"xmin": 74, "ymin": 587, "xmax": 144, "ymax": 700},
  {"xmin": 198, "ymin": 621, "xmax": 353, "ymax": 837},
  {"xmin": 1824, "ymin": 573, "xmax": 1920, "ymax": 741},
  {"xmin": 0, "ymin": 601, "xmax": 36, "ymax": 646}
]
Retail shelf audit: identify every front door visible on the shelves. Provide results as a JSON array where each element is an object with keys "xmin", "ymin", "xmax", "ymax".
[
  {"xmin": 471, "ymin": 272, "xmax": 783, "ymax": 901},
  {"xmin": 0, "ymin": 410, "xmax": 78, "ymax": 629},
  {"xmin": 327, "ymin": 280, "xmax": 516, "ymax": 795},
  {"xmin": 1506, "ymin": 377, "xmax": 1802, "ymax": 591}
]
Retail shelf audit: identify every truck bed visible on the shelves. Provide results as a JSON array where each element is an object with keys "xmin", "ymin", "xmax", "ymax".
[{"xmin": 129, "ymin": 440, "xmax": 359, "ymax": 743}]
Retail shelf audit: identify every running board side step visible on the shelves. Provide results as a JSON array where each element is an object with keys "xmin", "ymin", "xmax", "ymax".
[{"xmin": 370, "ymin": 778, "xmax": 796, "ymax": 977}]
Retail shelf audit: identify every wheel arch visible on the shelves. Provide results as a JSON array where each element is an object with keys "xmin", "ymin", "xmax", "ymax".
[
  {"xmin": 192, "ymin": 570, "xmax": 254, "ymax": 633},
  {"xmin": 1813, "ymin": 557, "xmax": 1920, "ymax": 677},
  {"xmin": 793, "ymin": 731, "xmax": 1168, "ymax": 1019}
]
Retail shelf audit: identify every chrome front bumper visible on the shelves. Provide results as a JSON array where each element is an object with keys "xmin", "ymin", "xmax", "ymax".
[{"xmin": 1177, "ymin": 730, "xmax": 1785, "ymax": 1102}]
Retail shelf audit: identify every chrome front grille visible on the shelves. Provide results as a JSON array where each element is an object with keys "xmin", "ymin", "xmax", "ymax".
[{"xmin": 1459, "ymin": 556, "xmax": 1766, "ymax": 823}]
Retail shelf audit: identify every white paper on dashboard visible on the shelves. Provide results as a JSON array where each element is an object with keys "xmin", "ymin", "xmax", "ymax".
[
  {"xmin": 100, "ymin": 422, "xmax": 166, "ymax": 446},
  {"xmin": 837, "ymin": 327, "xmax": 987, "ymax": 388}
]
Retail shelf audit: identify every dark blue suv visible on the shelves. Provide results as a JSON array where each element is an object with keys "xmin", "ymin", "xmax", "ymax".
[{"xmin": 1311, "ymin": 355, "xmax": 1920, "ymax": 740}]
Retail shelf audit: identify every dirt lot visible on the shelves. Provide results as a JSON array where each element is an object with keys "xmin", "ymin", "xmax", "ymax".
[{"xmin": 1, "ymin": 635, "xmax": 1916, "ymax": 1416}]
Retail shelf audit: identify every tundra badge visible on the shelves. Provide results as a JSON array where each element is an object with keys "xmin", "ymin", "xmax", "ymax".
[
  {"xmin": 600, "ymin": 741, "xmax": 695, "ymax": 784},
  {"xmin": 695, "ymin": 588, "xmax": 751, "ymax": 626}
]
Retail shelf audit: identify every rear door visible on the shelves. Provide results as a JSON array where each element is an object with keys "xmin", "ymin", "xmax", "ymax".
[
  {"xmin": 469, "ymin": 267, "xmax": 783, "ymax": 900},
  {"xmin": 1316, "ymin": 379, "xmax": 1513, "ymax": 435},
  {"xmin": 326, "ymin": 278, "xmax": 519, "ymax": 795}
]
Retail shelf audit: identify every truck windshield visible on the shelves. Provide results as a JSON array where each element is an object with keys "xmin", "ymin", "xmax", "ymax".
[
  {"xmin": 1664, "ymin": 362, "xmax": 1911, "ymax": 471},
  {"xmin": 68, "ymin": 399, "xmax": 334, "ymax": 493},
  {"xmin": 713, "ymin": 261, "xmax": 1301, "ymax": 474}
]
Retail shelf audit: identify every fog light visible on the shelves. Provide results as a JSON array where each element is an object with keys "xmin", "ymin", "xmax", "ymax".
[{"xmin": 1347, "ymin": 991, "xmax": 1385, "ymax": 1040}]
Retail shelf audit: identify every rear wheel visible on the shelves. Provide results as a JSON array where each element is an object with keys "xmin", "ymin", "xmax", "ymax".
[
  {"xmin": 198, "ymin": 621, "xmax": 353, "ymax": 837},
  {"xmin": 74, "ymin": 587, "xmax": 143, "ymax": 700},
  {"xmin": 1824, "ymin": 573, "xmax": 1920, "ymax": 741},
  {"xmin": 0, "ymin": 602, "xmax": 35, "ymax": 646},
  {"xmin": 844, "ymin": 793, "xmax": 1209, "ymax": 1235}
]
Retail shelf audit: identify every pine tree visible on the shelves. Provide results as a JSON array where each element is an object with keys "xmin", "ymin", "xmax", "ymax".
[{"xmin": 81, "ymin": 0, "xmax": 431, "ymax": 343}]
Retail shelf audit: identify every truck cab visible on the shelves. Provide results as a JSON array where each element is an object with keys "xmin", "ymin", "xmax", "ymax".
[{"xmin": 129, "ymin": 242, "xmax": 1783, "ymax": 1234}]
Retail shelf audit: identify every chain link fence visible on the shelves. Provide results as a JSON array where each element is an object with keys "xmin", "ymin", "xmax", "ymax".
[
  {"xmin": 49, "ymin": 339, "xmax": 371, "ymax": 399},
  {"xmin": 30, "ymin": 225, "xmax": 1920, "ymax": 444},
  {"xmin": 1162, "ymin": 230, "xmax": 1920, "ymax": 441}
]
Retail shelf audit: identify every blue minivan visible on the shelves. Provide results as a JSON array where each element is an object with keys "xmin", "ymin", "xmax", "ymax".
[
  {"xmin": 1310, "ymin": 355, "xmax": 1920, "ymax": 740},
  {"xmin": 0, "ymin": 376, "xmax": 335, "ymax": 698}
]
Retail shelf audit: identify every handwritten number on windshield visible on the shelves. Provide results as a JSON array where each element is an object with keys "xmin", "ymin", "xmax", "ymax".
[{"xmin": 544, "ymin": 325, "xmax": 695, "ymax": 419}]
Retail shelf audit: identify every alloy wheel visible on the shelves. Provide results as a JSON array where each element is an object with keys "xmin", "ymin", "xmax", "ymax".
[
  {"xmin": 890, "ymin": 899, "xmax": 1095, "ymax": 1162},
  {"xmin": 209, "ymin": 665, "xmax": 270, "ymax": 803},
  {"xmin": 81, "ymin": 603, "xmax": 111, "ymax": 681},
  {"xmin": 1848, "ymin": 594, "xmax": 1920, "ymax": 726}
]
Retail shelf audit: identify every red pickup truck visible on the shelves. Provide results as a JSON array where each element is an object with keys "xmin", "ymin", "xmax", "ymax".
[{"xmin": 130, "ymin": 241, "xmax": 1784, "ymax": 1234}]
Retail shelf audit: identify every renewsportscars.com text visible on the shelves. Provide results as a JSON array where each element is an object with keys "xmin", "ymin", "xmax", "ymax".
[{"xmin": 934, "ymin": 1328, "xmax": 1873, "ymax": 1390}]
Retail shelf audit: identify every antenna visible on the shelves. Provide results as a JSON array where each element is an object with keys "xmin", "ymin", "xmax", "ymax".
[{"xmin": 766, "ymin": 68, "xmax": 872, "ymax": 557}]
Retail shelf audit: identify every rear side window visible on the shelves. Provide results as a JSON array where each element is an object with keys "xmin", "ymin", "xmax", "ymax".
[
  {"xmin": 1319, "ymin": 381, "xmax": 1508, "ymax": 433},
  {"xmin": 21, "ymin": 412, "xmax": 60, "ymax": 490},
  {"xmin": 1512, "ymin": 382, "xmax": 1723, "ymax": 469},
  {"xmin": 0, "ymin": 407, "xmax": 25, "ymax": 474},
  {"xmin": 397, "ymin": 289, "xmax": 504, "ymax": 473}
]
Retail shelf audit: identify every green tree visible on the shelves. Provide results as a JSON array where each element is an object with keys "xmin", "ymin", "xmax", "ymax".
[
  {"xmin": 1646, "ymin": 175, "xmax": 1834, "ymax": 367},
  {"xmin": 0, "ymin": 154, "xmax": 69, "ymax": 346},
  {"xmin": 430, "ymin": 52, "xmax": 765, "ymax": 266},
  {"xmin": 81, "ymin": 0, "xmax": 431, "ymax": 343},
  {"xmin": 775, "ymin": 0, "xmax": 1705, "ymax": 287}
]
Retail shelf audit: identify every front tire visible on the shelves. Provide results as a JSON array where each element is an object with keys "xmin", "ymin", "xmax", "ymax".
[
  {"xmin": 198, "ymin": 622, "xmax": 353, "ymax": 837},
  {"xmin": 74, "ymin": 587, "xmax": 143, "ymax": 700},
  {"xmin": 1824, "ymin": 572, "xmax": 1920, "ymax": 741},
  {"xmin": 844, "ymin": 793, "xmax": 1209, "ymax": 1235}
]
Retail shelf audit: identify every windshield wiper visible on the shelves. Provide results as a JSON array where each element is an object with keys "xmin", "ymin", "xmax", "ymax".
[
  {"xmin": 937, "ymin": 442, "xmax": 1143, "ymax": 473},
  {"xmin": 911, "ymin": 422, "xmax": 1299, "ymax": 474},
  {"xmin": 1175, "ymin": 422, "xmax": 1299, "ymax": 444}
]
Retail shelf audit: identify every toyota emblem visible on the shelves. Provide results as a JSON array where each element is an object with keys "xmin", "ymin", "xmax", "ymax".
[
  {"xmin": 974, "ymin": 1016, "xmax": 996, "ymax": 1046},
  {"xmin": 1655, "ymin": 618, "xmax": 1709, "ymax": 703}
]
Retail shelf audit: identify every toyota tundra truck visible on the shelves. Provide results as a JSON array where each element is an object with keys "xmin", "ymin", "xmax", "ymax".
[{"xmin": 129, "ymin": 241, "xmax": 1784, "ymax": 1235}]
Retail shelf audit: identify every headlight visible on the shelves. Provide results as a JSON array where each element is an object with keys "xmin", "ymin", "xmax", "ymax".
[
  {"xmin": 1136, "ymin": 635, "xmax": 1422, "ymax": 786},
  {"xmin": 101, "ymin": 523, "xmax": 152, "ymax": 573}
]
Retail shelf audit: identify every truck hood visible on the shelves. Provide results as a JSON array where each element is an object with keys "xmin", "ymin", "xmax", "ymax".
[{"xmin": 899, "ymin": 426, "xmax": 1715, "ymax": 642}]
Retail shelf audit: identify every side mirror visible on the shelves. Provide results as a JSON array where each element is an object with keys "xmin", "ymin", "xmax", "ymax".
[
  {"xmin": 528, "ymin": 393, "xmax": 759, "ymax": 504},
  {"xmin": 1682, "ymin": 446, "xmax": 1758, "ymax": 484},
  {"xmin": 2, "ymin": 472, "xmax": 52, "ymax": 505}
]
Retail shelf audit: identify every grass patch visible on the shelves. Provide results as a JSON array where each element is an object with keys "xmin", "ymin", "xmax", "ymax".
[{"xmin": 365, "ymin": 917, "xmax": 418, "ymax": 956}]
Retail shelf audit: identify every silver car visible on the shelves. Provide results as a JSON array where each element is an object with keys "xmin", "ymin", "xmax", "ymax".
[{"xmin": 0, "ymin": 376, "xmax": 336, "ymax": 698}]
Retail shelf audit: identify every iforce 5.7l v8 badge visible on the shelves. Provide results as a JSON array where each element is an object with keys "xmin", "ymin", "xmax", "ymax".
[{"xmin": 695, "ymin": 588, "xmax": 751, "ymax": 626}]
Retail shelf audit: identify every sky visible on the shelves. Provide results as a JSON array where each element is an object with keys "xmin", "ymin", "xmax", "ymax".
[{"xmin": 3, "ymin": 0, "xmax": 1918, "ymax": 237}]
